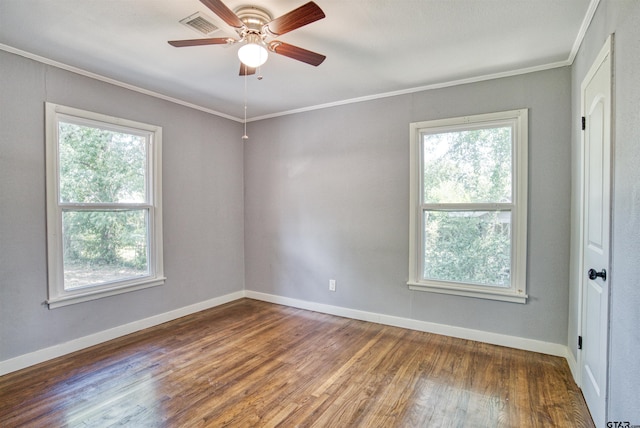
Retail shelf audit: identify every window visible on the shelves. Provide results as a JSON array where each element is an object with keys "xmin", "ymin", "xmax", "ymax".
[
  {"xmin": 45, "ymin": 103, "xmax": 164, "ymax": 308},
  {"xmin": 408, "ymin": 109, "xmax": 528, "ymax": 303}
]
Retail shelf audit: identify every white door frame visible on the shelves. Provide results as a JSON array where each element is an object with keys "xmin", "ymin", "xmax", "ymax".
[{"xmin": 577, "ymin": 33, "xmax": 613, "ymax": 426}]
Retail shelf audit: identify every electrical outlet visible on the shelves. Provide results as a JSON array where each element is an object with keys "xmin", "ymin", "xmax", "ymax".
[{"xmin": 329, "ymin": 279, "xmax": 336, "ymax": 292}]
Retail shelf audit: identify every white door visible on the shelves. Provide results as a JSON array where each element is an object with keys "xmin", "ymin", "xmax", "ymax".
[{"xmin": 580, "ymin": 36, "xmax": 612, "ymax": 427}]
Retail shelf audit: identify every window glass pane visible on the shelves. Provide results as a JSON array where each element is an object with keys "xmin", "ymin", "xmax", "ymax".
[
  {"xmin": 422, "ymin": 127, "xmax": 512, "ymax": 203},
  {"xmin": 58, "ymin": 122, "xmax": 147, "ymax": 204},
  {"xmin": 62, "ymin": 210, "xmax": 149, "ymax": 289},
  {"xmin": 423, "ymin": 210, "xmax": 511, "ymax": 287}
]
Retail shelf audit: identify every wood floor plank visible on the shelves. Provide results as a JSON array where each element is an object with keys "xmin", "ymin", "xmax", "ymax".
[{"xmin": 0, "ymin": 299, "xmax": 594, "ymax": 427}]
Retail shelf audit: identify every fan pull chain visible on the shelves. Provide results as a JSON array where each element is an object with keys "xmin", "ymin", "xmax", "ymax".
[{"xmin": 242, "ymin": 70, "xmax": 249, "ymax": 140}]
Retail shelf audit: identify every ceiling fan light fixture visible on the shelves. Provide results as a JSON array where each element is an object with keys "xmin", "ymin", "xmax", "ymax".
[
  {"xmin": 238, "ymin": 34, "xmax": 268, "ymax": 68},
  {"xmin": 169, "ymin": 1, "xmax": 326, "ymax": 73}
]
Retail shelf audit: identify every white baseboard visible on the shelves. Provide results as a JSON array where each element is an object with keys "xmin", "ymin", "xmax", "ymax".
[
  {"xmin": 0, "ymin": 291, "xmax": 244, "ymax": 376},
  {"xmin": 245, "ymin": 290, "xmax": 570, "ymax": 359},
  {"xmin": 565, "ymin": 347, "xmax": 581, "ymax": 386},
  {"xmin": 2, "ymin": 289, "xmax": 578, "ymax": 387}
]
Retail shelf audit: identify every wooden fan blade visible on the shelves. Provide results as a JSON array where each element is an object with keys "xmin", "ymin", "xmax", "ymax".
[
  {"xmin": 269, "ymin": 41, "xmax": 326, "ymax": 66},
  {"xmin": 168, "ymin": 38, "xmax": 231, "ymax": 47},
  {"xmin": 200, "ymin": 0, "xmax": 244, "ymax": 29},
  {"xmin": 239, "ymin": 63, "xmax": 256, "ymax": 76},
  {"xmin": 265, "ymin": 2, "xmax": 325, "ymax": 36}
]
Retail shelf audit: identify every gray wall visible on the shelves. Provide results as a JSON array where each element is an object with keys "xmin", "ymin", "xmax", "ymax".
[
  {"xmin": 568, "ymin": 0, "xmax": 640, "ymax": 422},
  {"xmin": 244, "ymin": 67, "xmax": 571, "ymax": 344},
  {"xmin": 0, "ymin": 50, "xmax": 245, "ymax": 361}
]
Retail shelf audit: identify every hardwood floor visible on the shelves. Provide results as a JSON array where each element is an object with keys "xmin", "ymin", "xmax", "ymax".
[{"xmin": 0, "ymin": 298, "xmax": 593, "ymax": 427}]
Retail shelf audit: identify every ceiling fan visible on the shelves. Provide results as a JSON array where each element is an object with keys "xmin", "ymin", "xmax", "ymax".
[{"xmin": 169, "ymin": 0, "xmax": 326, "ymax": 76}]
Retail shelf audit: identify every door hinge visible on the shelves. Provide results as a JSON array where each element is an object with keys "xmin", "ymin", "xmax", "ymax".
[
  {"xmin": 581, "ymin": 116, "xmax": 586, "ymax": 130},
  {"xmin": 578, "ymin": 335, "xmax": 583, "ymax": 350}
]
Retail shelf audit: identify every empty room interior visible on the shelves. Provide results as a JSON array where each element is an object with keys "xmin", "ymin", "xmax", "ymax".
[{"xmin": 1, "ymin": 0, "xmax": 639, "ymax": 426}]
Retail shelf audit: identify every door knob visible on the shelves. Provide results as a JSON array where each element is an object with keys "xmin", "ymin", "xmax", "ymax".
[{"xmin": 588, "ymin": 268, "xmax": 607, "ymax": 281}]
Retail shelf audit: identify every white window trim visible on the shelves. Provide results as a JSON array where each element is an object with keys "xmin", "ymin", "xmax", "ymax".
[
  {"xmin": 408, "ymin": 109, "xmax": 528, "ymax": 304},
  {"xmin": 45, "ymin": 103, "xmax": 165, "ymax": 309}
]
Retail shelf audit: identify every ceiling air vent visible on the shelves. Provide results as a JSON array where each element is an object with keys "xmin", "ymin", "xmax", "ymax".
[{"xmin": 179, "ymin": 12, "xmax": 220, "ymax": 36}]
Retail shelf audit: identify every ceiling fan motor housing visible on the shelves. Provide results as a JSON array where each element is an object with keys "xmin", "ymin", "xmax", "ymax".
[{"xmin": 234, "ymin": 6, "xmax": 272, "ymax": 38}]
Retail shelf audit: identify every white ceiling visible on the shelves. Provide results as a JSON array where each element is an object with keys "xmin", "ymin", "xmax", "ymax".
[{"xmin": 0, "ymin": 0, "xmax": 595, "ymax": 120}]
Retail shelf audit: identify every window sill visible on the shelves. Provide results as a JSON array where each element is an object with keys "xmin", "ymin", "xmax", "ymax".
[
  {"xmin": 47, "ymin": 276, "xmax": 166, "ymax": 309},
  {"xmin": 407, "ymin": 281, "xmax": 527, "ymax": 304}
]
